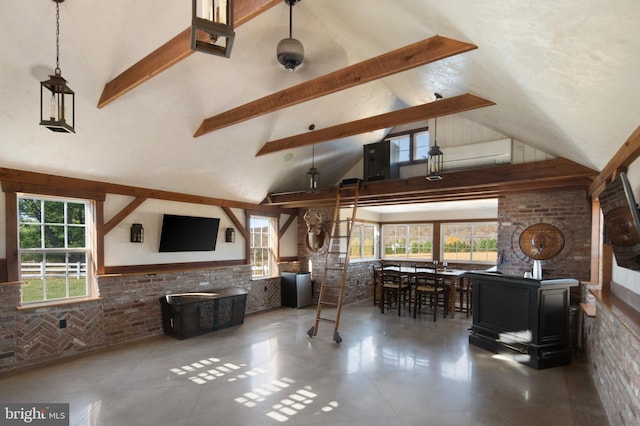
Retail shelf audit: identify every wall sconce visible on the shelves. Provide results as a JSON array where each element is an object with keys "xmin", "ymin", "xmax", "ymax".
[
  {"xmin": 225, "ymin": 227, "xmax": 235, "ymax": 243},
  {"xmin": 130, "ymin": 223, "xmax": 144, "ymax": 243},
  {"xmin": 191, "ymin": 0, "xmax": 235, "ymax": 58}
]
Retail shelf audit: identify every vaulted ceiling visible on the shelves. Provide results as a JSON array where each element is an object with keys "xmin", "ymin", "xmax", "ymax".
[{"xmin": 2, "ymin": 0, "xmax": 640, "ymax": 205}]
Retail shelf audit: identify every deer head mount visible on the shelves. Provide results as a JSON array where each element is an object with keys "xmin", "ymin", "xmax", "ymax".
[{"xmin": 303, "ymin": 211, "xmax": 329, "ymax": 252}]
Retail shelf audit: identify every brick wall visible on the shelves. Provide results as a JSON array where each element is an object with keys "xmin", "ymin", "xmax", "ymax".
[
  {"xmin": 0, "ymin": 283, "xmax": 20, "ymax": 370},
  {"xmin": 583, "ymin": 301, "xmax": 640, "ymax": 425},
  {"xmin": 497, "ymin": 190, "xmax": 592, "ymax": 280},
  {"xmin": 298, "ymin": 209, "xmax": 378, "ymax": 306},
  {"xmin": 0, "ymin": 266, "xmax": 280, "ymax": 372}
]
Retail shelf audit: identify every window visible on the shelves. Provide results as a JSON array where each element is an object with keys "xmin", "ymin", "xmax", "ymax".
[
  {"xmin": 441, "ymin": 222, "xmax": 498, "ymax": 263},
  {"xmin": 389, "ymin": 134, "xmax": 410, "ymax": 163},
  {"xmin": 349, "ymin": 222, "xmax": 377, "ymax": 260},
  {"xmin": 415, "ymin": 130, "xmax": 430, "ymax": 160},
  {"xmin": 18, "ymin": 195, "xmax": 93, "ymax": 304},
  {"xmin": 250, "ymin": 215, "xmax": 277, "ymax": 278},
  {"xmin": 382, "ymin": 224, "xmax": 433, "ymax": 260},
  {"xmin": 385, "ymin": 127, "xmax": 430, "ymax": 164}
]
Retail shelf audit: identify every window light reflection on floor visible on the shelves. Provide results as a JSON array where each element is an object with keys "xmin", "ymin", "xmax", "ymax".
[
  {"xmin": 169, "ymin": 357, "xmax": 267, "ymax": 385},
  {"xmin": 169, "ymin": 357, "xmax": 340, "ymax": 422}
]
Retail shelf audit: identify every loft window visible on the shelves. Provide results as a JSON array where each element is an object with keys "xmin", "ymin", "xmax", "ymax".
[{"xmin": 385, "ymin": 127, "xmax": 430, "ymax": 164}]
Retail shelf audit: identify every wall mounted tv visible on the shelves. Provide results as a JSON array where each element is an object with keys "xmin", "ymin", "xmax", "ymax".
[
  {"xmin": 599, "ymin": 172, "xmax": 640, "ymax": 271},
  {"xmin": 159, "ymin": 214, "xmax": 220, "ymax": 252}
]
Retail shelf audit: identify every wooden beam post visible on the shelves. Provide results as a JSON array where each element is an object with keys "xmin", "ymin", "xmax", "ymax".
[
  {"xmin": 256, "ymin": 94, "xmax": 495, "ymax": 156},
  {"xmin": 97, "ymin": 0, "xmax": 281, "ymax": 108}
]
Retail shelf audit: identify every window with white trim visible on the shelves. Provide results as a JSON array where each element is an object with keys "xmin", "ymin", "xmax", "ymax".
[
  {"xmin": 349, "ymin": 222, "xmax": 377, "ymax": 260},
  {"xmin": 382, "ymin": 224, "xmax": 433, "ymax": 260},
  {"xmin": 249, "ymin": 215, "xmax": 278, "ymax": 278},
  {"xmin": 18, "ymin": 195, "xmax": 94, "ymax": 304},
  {"xmin": 441, "ymin": 222, "xmax": 498, "ymax": 263}
]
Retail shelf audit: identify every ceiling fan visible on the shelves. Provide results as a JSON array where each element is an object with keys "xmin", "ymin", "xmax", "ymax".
[{"xmin": 276, "ymin": 0, "xmax": 304, "ymax": 71}]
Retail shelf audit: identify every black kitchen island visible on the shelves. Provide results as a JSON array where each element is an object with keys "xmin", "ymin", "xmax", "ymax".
[{"xmin": 465, "ymin": 272, "xmax": 578, "ymax": 369}]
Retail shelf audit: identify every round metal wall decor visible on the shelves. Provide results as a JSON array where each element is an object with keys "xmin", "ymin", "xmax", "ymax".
[{"xmin": 518, "ymin": 223, "xmax": 565, "ymax": 260}]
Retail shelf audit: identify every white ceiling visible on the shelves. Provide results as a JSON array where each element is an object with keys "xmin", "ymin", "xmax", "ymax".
[{"xmin": 2, "ymin": 0, "xmax": 640, "ymax": 205}]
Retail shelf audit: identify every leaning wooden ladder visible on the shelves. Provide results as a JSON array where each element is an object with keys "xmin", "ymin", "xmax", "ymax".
[{"xmin": 307, "ymin": 180, "xmax": 360, "ymax": 343}]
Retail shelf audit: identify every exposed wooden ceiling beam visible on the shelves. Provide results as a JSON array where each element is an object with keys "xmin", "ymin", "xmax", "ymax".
[
  {"xmin": 0, "ymin": 167, "xmax": 292, "ymax": 213},
  {"xmin": 255, "ymin": 94, "xmax": 495, "ymax": 156},
  {"xmin": 262, "ymin": 158, "xmax": 598, "ymax": 208},
  {"xmin": 194, "ymin": 35, "xmax": 477, "ymax": 137},
  {"xmin": 97, "ymin": 0, "xmax": 281, "ymax": 108},
  {"xmin": 589, "ymin": 124, "xmax": 640, "ymax": 198}
]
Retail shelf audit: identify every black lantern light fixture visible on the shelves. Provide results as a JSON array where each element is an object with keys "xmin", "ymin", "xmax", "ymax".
[
  {"xmin": 225, "ymin": 227, "xmax": 236, "ymax": 243},
  {"xmin": 426, "ymin": 93, "xmax": 444, "ymax": 181},
  {"xmin": 307, "ymin": 143, "xmax": 319, "ymax": 191},
  {"xmin": 191, "ymin": 0, "xmax": 235, "ymax": 58},
  {"xmin": 40, "ymin": 0, "xmax": 75, "ymax": 133},
  {"xmin": 276, "ymin": 0, "xmax": 304, "ymax": 71},
  {"xmin": 130, "ymin": 223, "xmax": 144, "ymax": 243}
]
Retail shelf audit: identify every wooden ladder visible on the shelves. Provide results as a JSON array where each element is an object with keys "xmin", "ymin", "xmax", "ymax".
[{"xmin": 307, "ymin": 180, "xmax": 360, "ymax": 343}]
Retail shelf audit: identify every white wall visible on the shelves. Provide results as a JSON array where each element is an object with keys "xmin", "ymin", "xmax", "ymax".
[
  {"xmin": 279, "ymin": 214, "xmax": 298, "ymax": 258},
  {"xmin": 104, "ymin": 196, "xmax": 245, "ymax": 266}
]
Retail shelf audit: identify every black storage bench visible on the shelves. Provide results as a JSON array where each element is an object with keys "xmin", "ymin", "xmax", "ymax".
[{"xmin": 160, "ymin": 287, "xmax": 248, "ymax": 339}]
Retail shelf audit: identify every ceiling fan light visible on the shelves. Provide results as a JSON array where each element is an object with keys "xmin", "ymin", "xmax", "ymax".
[{"xmin": 277, "ymin": 37, "xmax": 304, "ymax": 71}]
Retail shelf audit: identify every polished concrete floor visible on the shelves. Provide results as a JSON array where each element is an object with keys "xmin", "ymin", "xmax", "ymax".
[{"xmin": 0, "ymin": 300, "xmax": 609, "ymax": 426}]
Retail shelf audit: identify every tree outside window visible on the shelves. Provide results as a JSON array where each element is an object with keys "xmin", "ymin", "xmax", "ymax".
[
  {"xmin": 382, "ymin": 224, "xmax": 433, "ymax": 260},
  {"xmin": 442, "ymin": 222, "xmax": 497, "ymax": 263},
  {"xmin": 349, "ymin": 222, "xmax": 377, "ymax": 259},
  {"xmin": 250, "ymin": 215, "xmax": 277, "ymax": 278},
  {"xmin": 18, "ymin": 196, "xmax": 92, "ymax": 303}
]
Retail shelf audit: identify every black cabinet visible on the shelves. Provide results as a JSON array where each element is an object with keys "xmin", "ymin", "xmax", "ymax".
[
  {"xmin": 466, "ymin": 272, "xmax": 578, "ymax": 369},
  {"xmin": 160, "ymin": 287, "xmax": 247, "ymax": 339},
  {"xmin": 363, "ymin": 141, "xmax": 399, "ymax": 181}
]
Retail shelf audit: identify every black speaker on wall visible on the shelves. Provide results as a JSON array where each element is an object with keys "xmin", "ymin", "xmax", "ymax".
[{"xmin": 363, "ymin": 140, "xmax": 399, "ymax": 182}]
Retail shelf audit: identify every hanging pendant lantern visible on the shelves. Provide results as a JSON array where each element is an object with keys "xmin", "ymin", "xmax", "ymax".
[
  {"xmin": 191, "ymin": 0, "xmax": 235, "ymax": 58},
  {"xmin": 40, "ymin": 0, "xmax": 75, "ymax": 133},
  {"xmin": 307, "ymin": 144, "xmax": 319, "ymax": 191},
  {"xmin": 426, "ymin": 93, "xmax": 444, "ymax": 181}
]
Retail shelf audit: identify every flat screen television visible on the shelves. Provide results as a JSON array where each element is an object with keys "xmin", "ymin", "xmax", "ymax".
[
  {"xmin": 599, "ymin": 172, "xmax": 640, "ymax": 270},
  {"xmin": 159, "ymin": 214, "xmax": 220, "ymax": 252}
]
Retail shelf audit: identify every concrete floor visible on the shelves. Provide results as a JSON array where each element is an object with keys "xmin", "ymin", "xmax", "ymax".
[{"xmin": 0, "ymin": 299, "xmax": 609, "ymax": 425}]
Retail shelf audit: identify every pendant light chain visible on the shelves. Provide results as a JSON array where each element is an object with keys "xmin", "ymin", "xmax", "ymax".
[{"xmin": 55, "ymin": 0, "xmax": 61, "ymax": 75}]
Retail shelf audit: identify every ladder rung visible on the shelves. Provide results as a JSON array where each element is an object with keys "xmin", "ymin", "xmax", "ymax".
[
  {"xmin": 319, "ymin": 301, "xmax": 338, "ymax": 306},
  {"xmin": 317, "ymin": 318, "xmax": 337, "ymax": 323},
  {"xmin": 322, "ymin": 284, "xmax": 343, "ymax": 289}
]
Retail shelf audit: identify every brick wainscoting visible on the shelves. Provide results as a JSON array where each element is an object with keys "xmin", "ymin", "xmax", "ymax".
[
  {"xmin": 0, "ymin": 266, "xmax": 281, "ymax": 372},
  {"xmin": 583, "ymin": 294, "xmax": 640, "ymax": 426}
]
